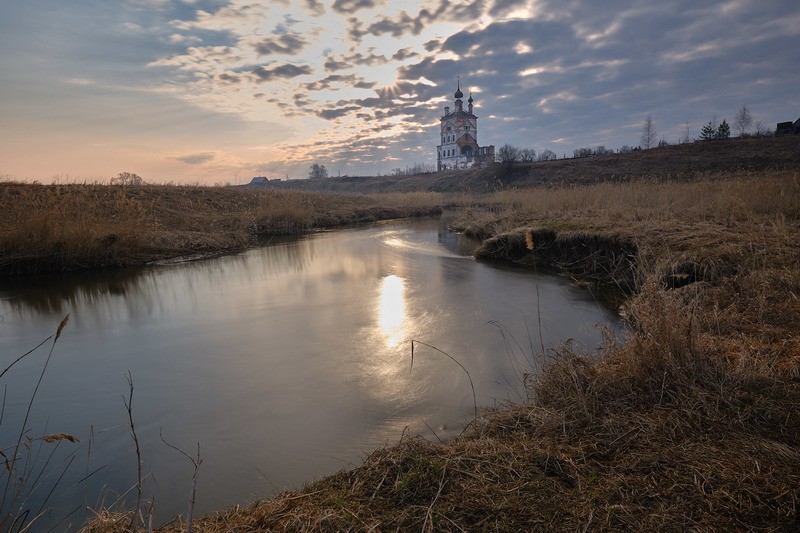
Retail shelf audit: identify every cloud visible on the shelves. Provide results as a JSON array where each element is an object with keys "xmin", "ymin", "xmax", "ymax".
[
  {"xmin": 254, "ymin": 33, "xmax": 308, "ymax": 56},
  {"xmin": 172, "ymin": 152, "xmax": 215, "ymax": 164},
  {"xmin": 324, "ymin": 48, "xmax": 391, "ymax": 70},
  {"xmin": 317, "ymin": 106, "xmax": 362, "ymax": 120},
  {"xmin": 251, "ymin": 63, "xmax": 313, "ymax": 82},
  {"xmin": 170, "ymin": 3, "xmax": 268, "ymax": 32},
  {"xmin": 168, "ymin": 33, "xmax": 202, "ymax": 44},
  {"xmin": 149, "ymin": 45, "xmax": 243, "ymax": 69},
  {"xmin": 324, "ymin": 58, "xmax": 351, "ymax": 71},
  {"xmin": 345, "ymin": 0, "xmax": 486, "ymax": 42},
  {"xmin": 217, "ymin": 72, "xmax": 242, "ymax": 84},
  {"xmin": 303, "ymin": 0, "xmax": 326, "ymax": 16},
  {"xmin": 331, "ymin": 0, "xmax": 382, "ymax": 14},
  {"xmin": 304, "ymin": 74, "xmax": 376, "ymax": 91},
  {"xmin": 392, "ymin": 48, "xmax": 418, "ymax": 61}
]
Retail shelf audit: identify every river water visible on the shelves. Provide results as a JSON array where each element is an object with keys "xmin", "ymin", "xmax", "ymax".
[{"xmin": 0, "ymin": 218, "xmax": 619, "ymax": 529}]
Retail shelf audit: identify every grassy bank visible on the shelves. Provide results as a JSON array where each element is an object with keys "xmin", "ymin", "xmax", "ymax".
[
  {"xmin": 258, "ymin": 135, "xmax": 800, "ymax": 194},
  {"xmin": 0, "ymin": 183, "xmax": 444, "ymax": 275},
  {"xmin": 77, "ymin": 168, "xmax": 800, "ymax": 531}
]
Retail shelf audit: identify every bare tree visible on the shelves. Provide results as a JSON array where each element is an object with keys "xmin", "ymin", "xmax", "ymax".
[
  {"xmin": 520, "ymin": 148, "xmax": 537, "ymax": 163},
  {"xmin": 734, "ymin": 105, "xmax": 753, "ymax": 138},
  {"xmin": 755, "ymin": 119, "xmax": 771, "ymax": 137},
  {"xmin": 496, "ymin": 144, "xmax": 520, "ymax": 167},
  {"xmin": 640, "ymin": 114, "xmax": 656, "ymax": 149},
  {"xmin": 308, "ymin": 163, "xmax": 328, "ymax": 179},
  {"xmin": 681, "ymin": 121, "xmax": 692, "ymax": 143},
  {"xmin": 537, "ymin": 149, "xmax": 557, "ymax": 161},
  {"xmin": 595, "ymin": 145, "xmax": 613, "ymax": 155},
  {"xmin": 573, "ymin": 147, "xmax": 593, "ymax": 158},
  {"xmin": 111, "ymin": 172, "xmax": 144, "ymax": 186}
]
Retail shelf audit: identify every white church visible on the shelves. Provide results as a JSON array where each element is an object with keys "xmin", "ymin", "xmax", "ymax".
[{"xmin": 436, "ymin": 80, "xmax": 495, "ymax": 171}]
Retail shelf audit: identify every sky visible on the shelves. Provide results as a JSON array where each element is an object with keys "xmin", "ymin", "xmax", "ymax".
[{"xmin": 1, "ymin": 0, "xmax": 798, "ymax": 184}]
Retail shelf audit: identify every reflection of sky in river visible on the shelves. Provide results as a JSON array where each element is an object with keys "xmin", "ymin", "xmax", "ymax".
[
  {"xmin": 378, "ymin": 274, "xmax": 405, "ymax": 348},
  {"xmin": 0, "ymin": 218, "xmax": 621, "ymax": 528}
]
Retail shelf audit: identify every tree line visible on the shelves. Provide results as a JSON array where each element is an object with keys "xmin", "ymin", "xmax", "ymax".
[
  {"xmin": 495, "ymin": 145, "xmax": 559, "ymax": 166},
  {"xmin": 498, "ymin": 104, "xmax": 776, "ymax": 168},
  {"xmin": 641, "ymin": 105, "xmax": 773, "ymax": 148}
]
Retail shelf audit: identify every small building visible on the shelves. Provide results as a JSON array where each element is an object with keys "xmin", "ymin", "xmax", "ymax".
[
  {"xmin": 249, "ymin": 176, "xmax": 282, "ymax": 186},
  {"xmin": 437, "ymin": 81, "xmax": 494, "ymax": 171},
  {"xmin": 776, "ymin": 118, "xmax": 800, "ymax": 136}
]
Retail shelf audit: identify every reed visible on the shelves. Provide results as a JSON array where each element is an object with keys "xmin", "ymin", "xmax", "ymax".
[
  {"xmin": 0, "ymin": 183, "xmax": 445, "ymax": 275},
  {"xmin": 0, "ymin": 315, "xmax": 82, "ymax": 533}
]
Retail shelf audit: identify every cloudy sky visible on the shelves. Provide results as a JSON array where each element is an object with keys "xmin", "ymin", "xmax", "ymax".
[{"xmin": 1, "ymin": 0, "xmax": 798, "ymax": 184}]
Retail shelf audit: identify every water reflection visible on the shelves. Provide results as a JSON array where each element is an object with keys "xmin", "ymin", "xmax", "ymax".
[
  {"xmin": 0, "ymin": 218, "xmax": 621, "ymax": 529},
  {"xmin": 0, "ymin": 267, "xmax": 151, "ymax": 316},
  {"xmin": 378, "ymin": 275, "xmax": 406, "ymax": 348}
]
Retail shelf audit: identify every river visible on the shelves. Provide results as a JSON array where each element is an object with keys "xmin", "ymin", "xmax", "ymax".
[{"xmin": 0, "ymin": 218, "xmax": 620, "ymax": 529}]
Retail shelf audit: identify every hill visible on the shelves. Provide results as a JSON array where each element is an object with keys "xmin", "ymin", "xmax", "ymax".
[{"xmin": 252, "ymin": 135, "xmax": 800, "ymax": 194}]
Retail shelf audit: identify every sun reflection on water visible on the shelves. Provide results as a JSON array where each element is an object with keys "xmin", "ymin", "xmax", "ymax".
[{"xmin": 378, "ymin": 274, "xmax": 406, "ymax": 348}]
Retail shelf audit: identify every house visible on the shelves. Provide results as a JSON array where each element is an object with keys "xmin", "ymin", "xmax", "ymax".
[
  {"xmin": 436, "ymin": 80, "xmax": 495, "ymax": 171},
  {"xmin": 249, "ymin": 176, "xmax": 282, "ymax": 185},
  {"xmin": 776, "ymin": 118, "xmax": 800, "ymax": 136}
]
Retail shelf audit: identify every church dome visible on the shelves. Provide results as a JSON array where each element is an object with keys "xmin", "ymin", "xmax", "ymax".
[
  {"xmin": 454, "ymin": 80, "xmax": 463, "ymax": 99},
  {"xmin": 468, "ymin": 93, "xmax": 473, "ymax": 103}
]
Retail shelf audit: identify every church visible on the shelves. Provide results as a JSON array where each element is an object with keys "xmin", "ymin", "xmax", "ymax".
[{"xmin": 437, "ymin": 81, "xmax": 495, "ymax": 171}]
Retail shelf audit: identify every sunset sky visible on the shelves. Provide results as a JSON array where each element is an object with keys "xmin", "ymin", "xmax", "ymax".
[{"xmin": 2, "ymin": 0, "xmax": 798, "ymax": 184}]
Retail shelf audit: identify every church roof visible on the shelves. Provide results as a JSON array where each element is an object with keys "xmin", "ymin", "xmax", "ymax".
[{"xmin": 454, "ymin": 79, "xmax": 463, "ymax": 99}]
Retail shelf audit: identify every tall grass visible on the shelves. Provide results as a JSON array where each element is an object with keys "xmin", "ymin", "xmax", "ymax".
[
  {"xmin": 0, "ymin": 184, "xmax": 153, "ymax": 273},
  {"xmin": 456, "ymin": 170, "xmax": 799, "ymax": 237},
  {"xmin": 0, "ymin": 315, "xmax": 81, "ymax": 532},
  {"xmin": 0, "ymin": 183, "xmax": 446, "ymax": 275}
]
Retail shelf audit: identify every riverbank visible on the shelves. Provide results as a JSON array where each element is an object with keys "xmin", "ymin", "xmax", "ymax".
[
  {"xmin": 0, "ymin": 184, "xmax": 444, "ymax": 275},
  {"xmin": 81, "ymin": 168, "xmax": 800, "ymax": 531}
]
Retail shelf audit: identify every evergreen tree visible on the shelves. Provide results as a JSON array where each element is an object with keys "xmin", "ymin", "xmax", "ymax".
[
  {"xmin": 700, "ymin": 121, "xmax": 716, "ymax": 140},
  {"xmin": 716, "ymin": 119, "xmax": 730, "ymax": 139}
]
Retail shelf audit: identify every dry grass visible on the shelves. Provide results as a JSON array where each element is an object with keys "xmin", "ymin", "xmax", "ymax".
[
  {"xmin": 254, "ymin": 135, "xmax": 800, "ymax": 194},
  {"xmin": 77, "ymin": 167, "xmax": 800, "ymax": 531},
  {"xmin": 0, "ymin": 183, "xmax": 444, "ymax": 275}
]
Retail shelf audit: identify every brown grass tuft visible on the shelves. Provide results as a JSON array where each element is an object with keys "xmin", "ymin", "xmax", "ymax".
[{"xmin": 41, "ymin": 433, "xmax": 80, "ymax": 444}]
